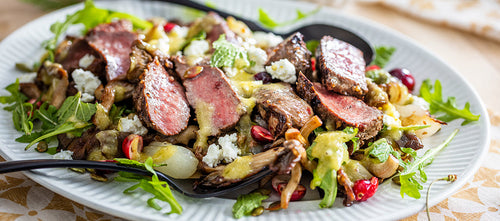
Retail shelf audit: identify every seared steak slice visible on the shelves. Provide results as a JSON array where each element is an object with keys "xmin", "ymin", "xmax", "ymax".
[
  {"xmin": 57, "ymin": 38, "xmax": 105, "ymax": 76},
  {"xmin": 266, "ymin": 32, "xmax": 312, "ymax": 77},
  {"xmin": 296, "ymin": 72, "xmax": 382, "ymax": 140},
  {"xmin": 316, "ymin": 36, "xmax": 367, "ymax": 98},
  {"xmin": 183, "ymin": 66, "xmax": 244, "ymax": 136},
  {"xmin": 134, "ymin": 58, "xmax": 190, "ymax": 136},
  {"xmin": 86, "ymin": 20, "xmax": 138, "ymax": 81},
  {"xmin": 254, "ymin": 83, "xmax": 313, "ymax": 137}
]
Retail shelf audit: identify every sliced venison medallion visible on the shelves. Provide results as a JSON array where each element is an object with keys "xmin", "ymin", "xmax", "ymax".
[
  {"xmin": 57, "ymin": 38, "xmax": 105, "ymax": 76},
  {"xmin": 183, "ymin": 66, "xmax": 244, "ymax": 136},
  {"xmin": 254, "ymin": 83, "xmax": 314, "ymax": 137},
  {"xmin": 266, "ymin": 32, "xmax": 312, "ymax": 77},
  {"xmin": 296, "ymin": 72, "xmax": 383, "ymax": 140},
  {"xmin": 133, "ymin": 58, "xmax": 190, "ymax": 136},
  {"xmin": 86, "ymin": 20, "xmax": 138, "ymax": 81},
  {"xmin": 316, "ymin": 36, "xmax": 367, "ymax": 98}
]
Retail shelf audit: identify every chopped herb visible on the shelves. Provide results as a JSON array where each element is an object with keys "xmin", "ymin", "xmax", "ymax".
[
  {"xmin": 258, "ymin": 7, "xmax": 320, "ymax": 29},
  {"xmin": 114, "ymin": 158, "xmax": 182, "ymax": 214},
  {"xmin": 232, "ymin": 192, "xmax": 268, "ymax": 218},
  {"xmin": 371, "ymin": 46, "xmax": 396, "ymax": 68},
  {"xmin": 420, "ymin": 79, "xmax": 480, "ymax": 125},
  {"xmin": 398, "ymin": 129, "xmax": 458, "ymax": 199}
]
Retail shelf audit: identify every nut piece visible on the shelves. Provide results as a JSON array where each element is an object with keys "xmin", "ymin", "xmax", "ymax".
[{"xmin": 251, "ymin": 125, "xmax": 274, "ymax": 143}]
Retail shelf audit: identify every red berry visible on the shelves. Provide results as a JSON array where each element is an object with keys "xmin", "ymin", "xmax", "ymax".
[
  {"xmin": 163, "ymin": 22, "xmax": 177, "ymax": 32},
  {"xmin": 366, "ymin": 65, "xmax": 381, "ymax": 72},
  {"xmin": 251, "ymin": 125, "xmax": 274, "ymax": 143},
  {"xmin": 353, "ymin": 177, "xmax": 379, "ymax": 201},
  {"xmin": 277, "ymin": 183, "xmax": 306, "ymax": 201},
  {"xmin": 389, "ymin": 68, "xmax": 415, "ymax": 92},
  {"xmin": 311, "ymin": 57, "xmax": 316, "ymax": 72}
]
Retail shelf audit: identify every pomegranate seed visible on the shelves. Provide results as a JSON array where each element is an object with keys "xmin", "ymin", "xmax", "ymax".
[
  {"xmin": 122, "ymin": 134, "xmax": 143, "ymax": 160},
  {"xmin": 277, "ymin": 183, "xmax": 306, "ymax": 201},
  {"xmin": 353, "ymin": 177, "xmax": 379, "ymax": 201},
  {"xmin": 254, "ymin": 72, "xmax": 272, "ymax": 84},
  {"xmin": 311, "ymin": 57, "xmax": 316, "ymax": 72},
  {"xmin": 365, "ymin": 65, "xmax": 381, "ymax": 72},
  {"xmin": 389, "ymin": 68, "xmax": 415, "ymax": 92},
  {"xmin": 251, "ymin": 125, "xmax": 274, "ymax": 143},
  {"xmin": 163, "ymin": 22, "xmax": 177, "ymax": 33}
]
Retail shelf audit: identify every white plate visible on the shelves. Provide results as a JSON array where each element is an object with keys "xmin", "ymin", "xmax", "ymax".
[{"xmin": 0, "ymin": 0, "xmax": 490, "ymax": 220}]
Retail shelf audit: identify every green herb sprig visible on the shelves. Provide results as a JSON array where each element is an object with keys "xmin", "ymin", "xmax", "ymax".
[
  {"xmin": 258, "ymin": 7, "xmax": 320, "ymax": 29},
  {"xmin": 371, "ymin": 46, "xmax": 396, "ymax": 68},
  {"xmin": 420, "ymin": 80, "xmax": 480, "ymax": 125}
]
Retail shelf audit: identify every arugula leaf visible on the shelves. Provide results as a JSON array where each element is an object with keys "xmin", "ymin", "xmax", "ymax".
[
  {"xmin": 56, "ymin": 93, "xmax": 96, "ymax": 123},
  {"xmin": 115, "ymin": 158, "xmax": 182, "ymax": 214},
  {"xmin": 33, "ymin": 102, "xmax": 58, "ymax": 129},
  {"xmin": 399, "ymin": 129, "xmax": 458, "ymax": 199},
  {"xmin": 317, "ymin": 169, "xmax": 337, "ymax": 208},
  {"xmin": 371, "ymin": 46, "xmax": 396, "ymax": 68},
  {"xmin": 258, "ymin": 7, "xmax": 320, "ymax": 29},
  {"xmin": 420, "ymin": 79, "xmax": 480, "ymax": 125},
  {"xmin": 232, "ymin": 192, "xmax": 268, "ymax": 218},
  {"xmin": 366, "ymin": 138, "xmax": 397, "ymax": 163},
  {"xmin": 0, "ymin": 79, "xmax": 33, "ymax": 135},
  {"xmin": 210, "ymin": 35, "xmax": 248, "ymax": 68},
  {"xmin": 180, "ymin": 31, "xmax": 206, "ymax": 51},
  {"xmin": 43, "ymin": 0, "xmax": 152, "ymax": 61}
]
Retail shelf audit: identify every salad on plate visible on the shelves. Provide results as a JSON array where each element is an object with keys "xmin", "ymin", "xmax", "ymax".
[{"xmin": 0, "ymin": 0, "xmax": 481, "ymax": 218}]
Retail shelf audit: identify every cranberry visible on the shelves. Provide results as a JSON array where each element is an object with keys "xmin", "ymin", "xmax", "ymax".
[
  {"xmin": 163, "ymin": 22, "xmax": 177, "ymax": 33},
  {"xmin": 389, "ymin": 68, "xmax": 415, "ymax": 92},
  {"xmin": 122, "ymin": 134, "xmax": 143, "ymax": 160},
  {"xmin": 311, "ymin": 57, "xmax": 316, "ymax": 72},
  {"xmin": 250, "ymin": 125, "xmax": 274, "ymax": 143},
  {"xmin": 254, "ymin": 72, "xmax": 272, "ymax": 84},
  {"xmin": 277, "ymin": 183, "xmax": 306, "ymax": 201},
  {"xmin": 353, "ymin": 177, "xmax": 379, "ymax": 201},
  {"xmin": 365, "ymin": 65, "xmax": 381, "ymax": 72}
]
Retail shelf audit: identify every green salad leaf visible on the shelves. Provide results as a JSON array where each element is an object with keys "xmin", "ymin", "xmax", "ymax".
[
  {"xmin": 366, "ymin": 138, "xmax": 399, "ymax": 163},
  {"xmin": 115, "ymin": 158, "xmax": 182, "ymax": 214},
  {"xmin": 0, "ymin": 79, "xmax": 33, "ymax": 135},
  {"xmin": 210, "ymin": 35, "xmax": 248, "ymax": 68},
  {"xmin": 371, "ymin": 46, "xmax": 396, "ymax": 68},
  {"xmin": 316, "ymin": 169, "xmax": 337, "ymax": 208},
  {"xmin": 420, "ymin": 79, "xmax": 480, "ymax": 125},
  {"xmin": 232, "ymin": 192, "xmax": 268, "ymax": 218},
  {"xmin": 398, "ymin": 129, "xmax": 458, "ymax": 199},
  {"xmin": 258, "ymin": 7, "xmax": 320, "ymax": 29},
  {"xmin": 306, "ymin": 40, "xmax": 320, "ymax": 53}
]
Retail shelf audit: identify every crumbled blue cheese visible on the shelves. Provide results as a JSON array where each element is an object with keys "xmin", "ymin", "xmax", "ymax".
[
  {"xmin": 170, "ymin": 25, "xmax": 189, "ymax": 38},
  {"xmin": 79, "ymin": 54, "xmax": 95, "ymax": 68},
  {"xmin": 71, "ymin": 69, "xmax": 101, "ymax": 102},
  {"xmin": 246, "ymin": 46, "xmax": 268, "ymax": 74},
  {"xmin": 253, "ymin": 32, "xmax": 283, "ymax": 49},
  {"xmin": 53, "ymin": 150, "xmax": 74, "ymax": 160},
  {"xmin": 117, "ymin": 114, "xmax": 148, "ymax": 136},
  {"xmin": 265, "ymin": 59, "xmax": 296, "ymax": 83},
  {"xmin": 202, "ymin": 133, "xmax": 241, "ymax": 167}
]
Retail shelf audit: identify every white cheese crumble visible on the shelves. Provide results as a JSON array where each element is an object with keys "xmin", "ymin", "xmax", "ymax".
[
  {"xmin": 117, "ymin": 114, "xmax": 148, "ymax": 136},
  {"xmin": 246, "ymin": 46, "xmax": 268, "ymax": 74},
  {"xmin": 184, "ymin": 40, "xmax": 209, "ymax": 57},
  {"xmin": 202, "ymin": 133, "xmax": 241, "ymax": 167},
  {"xmin": 253, "ymin": 32, "xmax": 283, "ymax": 49},
  {"xmin": 53, "ymin": 150, "xmax": 74, "ymax": 160},
  {"xmin": 265, "ymin": 59, "xmax": 296, "ymax": 83},
  {"xmin": 78, "ymin": 54, "xmax": 95, "ymax": 68},
  {"xmin": 171, "ymin": 25, "xmax": 189, "ymax": 39},
  {"xmin": 71, "ymin": 69, "xmax": 101, "ymax": 102}
]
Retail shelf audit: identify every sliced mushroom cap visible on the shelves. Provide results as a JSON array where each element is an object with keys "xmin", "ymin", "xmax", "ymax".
[{"xmin": 361, "ymin": 154, "xmax": 399, "ymax": 179}]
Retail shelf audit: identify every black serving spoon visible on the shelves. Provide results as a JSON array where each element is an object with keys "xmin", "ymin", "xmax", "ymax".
[
  {"xmin": 155, "ymin": 0, "xmax": 374, "ymax": 64},
  {"xmin": 0, "ymin": 159, "xmax": 272, "ymax": 198}
]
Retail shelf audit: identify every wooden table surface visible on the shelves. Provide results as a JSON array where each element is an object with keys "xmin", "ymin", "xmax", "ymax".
[{"xmin": 0, "ymin": 0, "xmax": 499, "ymax": 220}]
